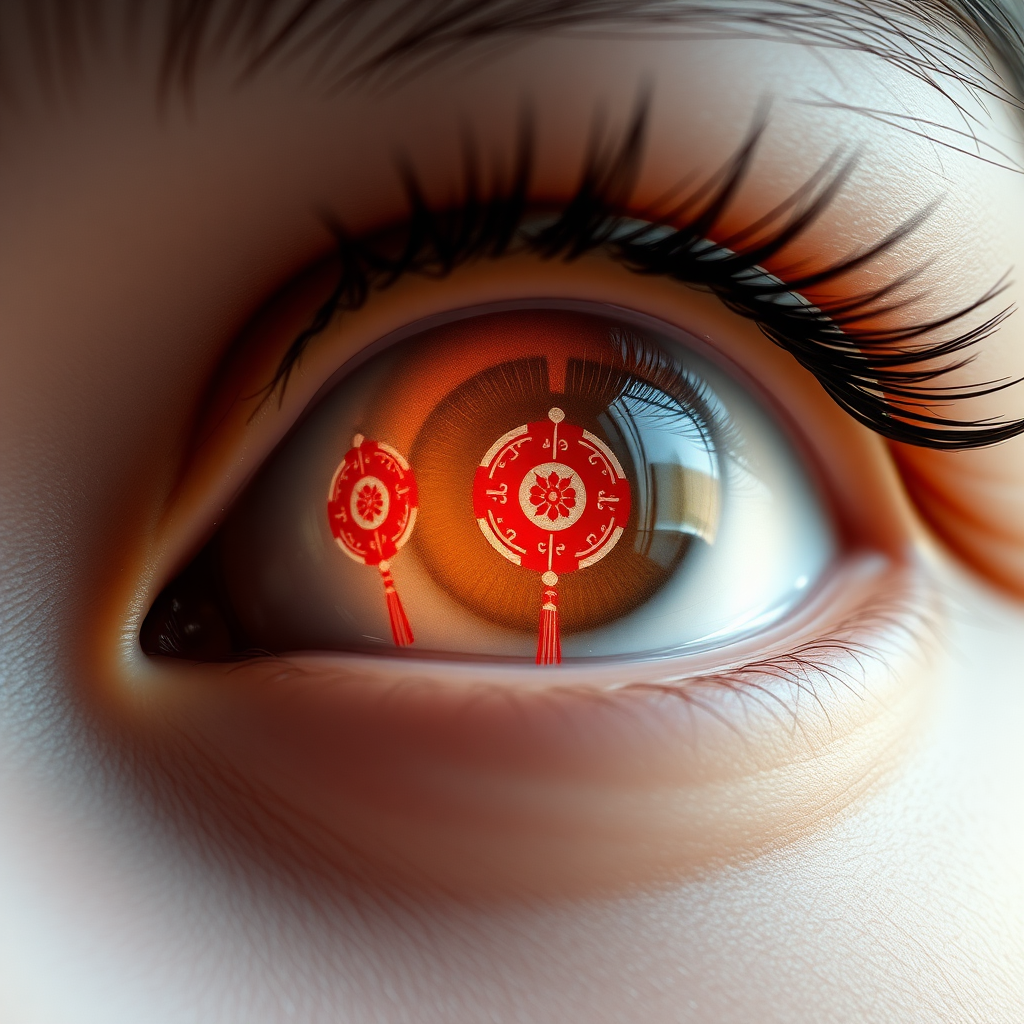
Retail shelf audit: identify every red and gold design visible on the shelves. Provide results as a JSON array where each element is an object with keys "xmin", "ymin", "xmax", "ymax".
[
  {"xmin": 327, "ymin": 435, "xmax": 418, "ymax": 646},
  {"xmin": 473, "ymin": 408, "xmax": 631, "ymax": 664}
]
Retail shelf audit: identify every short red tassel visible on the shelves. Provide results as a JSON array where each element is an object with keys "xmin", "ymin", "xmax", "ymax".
[
  {"xmin": 536, "ymin": 574, "xmax": 561, "ymax": 665},
  {"xmin": 379, "ymin": 561, "xmax": 413, "ymax": 647}
]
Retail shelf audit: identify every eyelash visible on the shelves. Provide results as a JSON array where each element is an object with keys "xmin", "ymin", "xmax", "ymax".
[
  {"xmin": 229, "ymin": 565, "xmax": 931, "ymax": 728},
  {"xmin": 613, "ymin": 565, "xmax": 938, "ymax": 726},
  {"xmin": 261, "ymin": 99, "xmax": 1020, "ymax": 451}
]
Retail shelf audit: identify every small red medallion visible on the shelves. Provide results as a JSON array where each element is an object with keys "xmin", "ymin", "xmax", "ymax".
[
  {"xmin": 327, "ymin": 435, "xmax": 418, "ymax": 647},
  {"xmin": 473, "ymin": 408, "xmax": 631, "ymax": 663}
]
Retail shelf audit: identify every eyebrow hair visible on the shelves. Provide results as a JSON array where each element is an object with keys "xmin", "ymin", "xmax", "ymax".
[
  {"xmin": 6, "ymin": 1, "xmax": 1024, "ymax": 111},
  {"xmin": 152, "ymin": 0, "xmax": 1024, "ymax": 101}
]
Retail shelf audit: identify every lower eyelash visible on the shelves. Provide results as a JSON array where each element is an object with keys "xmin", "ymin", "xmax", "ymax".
[
  {"xmin": 612, "ymin": 564, "xmax": 941, "ymax": 737},
  {"xmin": 206, "ymin": 561, "xmax": 937, "ymax": 749},
  {"xmin": 263, "ymin": 98, "xmax": 1021, "ymax": 452}
]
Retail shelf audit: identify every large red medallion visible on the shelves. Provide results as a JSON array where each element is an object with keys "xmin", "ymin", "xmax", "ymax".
[
  {"xmin": 473, "ymin": 408, "xmax": 631, "ymax": 663},
  {"xmin": 327, "ymin": 435, "xmax": 418, "ymax": 647}
]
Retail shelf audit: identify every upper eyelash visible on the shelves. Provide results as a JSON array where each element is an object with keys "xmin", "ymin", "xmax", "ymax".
[{"xmin": 263, "ymin": 98, "xmax": 1022, "ymax": 451}]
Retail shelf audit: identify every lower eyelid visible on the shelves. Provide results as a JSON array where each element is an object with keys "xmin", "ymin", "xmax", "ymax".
[{"xmin": 135, "ymin": 555, "xmax": 937, "ymax": 898}]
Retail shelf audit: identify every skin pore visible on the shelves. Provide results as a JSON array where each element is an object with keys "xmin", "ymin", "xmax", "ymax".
[{"xmin": 1, "ymin": 2, "xmax": 1024, "ymax": 1021}]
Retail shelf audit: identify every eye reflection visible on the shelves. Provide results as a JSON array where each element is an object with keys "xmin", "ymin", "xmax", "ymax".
[{"xmin": 142, "ymin": 304, "xmax": 835, "ymax": 662}]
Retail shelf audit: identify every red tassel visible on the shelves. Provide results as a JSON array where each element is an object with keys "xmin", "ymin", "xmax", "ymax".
[
  {"xmin": 536, "ymin": 571, "xmax": 561, "ymax": 665},
  {"xmin": 379, "ymin": 561, "xmax": 414, "ymax": 647}
]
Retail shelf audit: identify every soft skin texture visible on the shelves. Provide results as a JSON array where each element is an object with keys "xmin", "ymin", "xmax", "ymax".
[{"xmin": 1, "ymin": 3, "xmax": 1024, "ymax": 1022}]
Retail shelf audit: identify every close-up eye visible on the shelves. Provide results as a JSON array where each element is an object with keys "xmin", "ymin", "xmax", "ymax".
[
  {"xmin": 7, "ymin": 4, "xmax": 1024, "ymax": 1022},
  {"xmin": 114, "ymin": 75, "xmax": 1017, "ymax": 910},
  {"xmin": 143, "ymin": 305, "xmax": 832, "ymax": 664}
]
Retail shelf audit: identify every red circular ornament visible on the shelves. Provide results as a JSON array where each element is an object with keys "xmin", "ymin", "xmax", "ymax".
[
  {"xmin": 327, "ymin": 435, "xmax": 418, "ymax": 646},
  {"xmin": 473, "ymin": 408, "xmax": 631, "ymax": 663}
]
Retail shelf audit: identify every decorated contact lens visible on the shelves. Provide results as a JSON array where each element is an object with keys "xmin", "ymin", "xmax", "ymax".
[
  {"xmin": 215, "ymin": 304, "xmax": 833, "ymax": 661},
  {"xmin": 471, "ymin": 406, "xmax": 631, "ymax": 663},
  {"xmin": 326, "ymin": 435, "xmax": 418, "ymax": 647}
]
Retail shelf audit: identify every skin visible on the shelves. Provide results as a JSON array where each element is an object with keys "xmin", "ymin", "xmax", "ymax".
[{"xmin": 1, "ymin": 4, "xmax": 1024, "ymax": 1022}]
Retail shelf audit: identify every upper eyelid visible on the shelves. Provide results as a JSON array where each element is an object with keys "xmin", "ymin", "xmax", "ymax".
[{"xmin": 260, "ymin": 103, "xmax": 1021, "ymax": 451}]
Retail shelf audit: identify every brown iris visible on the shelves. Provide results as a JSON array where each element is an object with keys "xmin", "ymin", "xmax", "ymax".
[{"xmin": 402, "ymin": 310, "xmax": 716, "ymax": 636}]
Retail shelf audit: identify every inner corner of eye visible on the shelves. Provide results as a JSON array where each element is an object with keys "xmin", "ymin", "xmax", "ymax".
[{"xmin": 140, "ymin": 304, "xmax": 836, "ymax": 666}]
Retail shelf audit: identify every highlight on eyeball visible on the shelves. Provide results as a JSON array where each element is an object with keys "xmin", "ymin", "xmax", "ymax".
[{"xmin": 143, "ymin": 304, "xmax": 835, "ymax": 664}]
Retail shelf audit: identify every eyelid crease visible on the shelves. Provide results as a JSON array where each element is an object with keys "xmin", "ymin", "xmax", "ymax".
[{"xmin": 260, "ymin": 99, "xmax": 1022, "ymax": 451}]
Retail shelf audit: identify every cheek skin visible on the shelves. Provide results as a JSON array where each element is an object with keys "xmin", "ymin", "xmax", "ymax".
[{"xmin": 5, "ymin": 572, "xmax": 1024, "ymax": 1021}]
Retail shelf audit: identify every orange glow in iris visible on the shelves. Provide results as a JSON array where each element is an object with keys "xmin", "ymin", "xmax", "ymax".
[{"xmin": 344, "ymin": 309, "xmax": 720, "ymax": 644}]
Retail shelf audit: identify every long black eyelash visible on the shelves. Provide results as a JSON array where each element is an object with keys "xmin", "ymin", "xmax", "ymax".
[{"xmin": 265, "ymin": 98, "xmax": 1022, "ymax": 451}]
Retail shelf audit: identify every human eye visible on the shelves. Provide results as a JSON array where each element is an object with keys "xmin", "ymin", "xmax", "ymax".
[
  {"xmin": 9, "ymin": 5, "xmax": 1024, "ymax": 1021},
  {"xmin": 139, "ymin": 93, "xmax": 1023, "ymax": 673},
  {"xmin": 146, "ymin": 300, "xmax": 835, "ymax": 664},
  {"xmin": 121, "ymin": 84, "xmax": 1024, "ymax": 897}
]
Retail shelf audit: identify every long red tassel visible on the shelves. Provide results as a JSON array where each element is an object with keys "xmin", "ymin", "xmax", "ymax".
[
  {"xmin": 379, "ymin": 561, "xmax": 414, "ymax": 647},
  {"xmin": 536, "ymin": 572, "xmax": 561, "ymax": 665}
]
